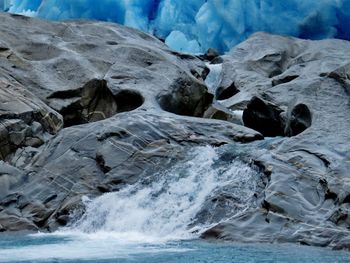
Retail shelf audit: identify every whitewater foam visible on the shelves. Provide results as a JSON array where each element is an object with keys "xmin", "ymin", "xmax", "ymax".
[
  {"xmin": 0, "ymin": 146, "xmax": 259, "ymax": 261},
  {"xmin": 0, "ymin": 235, "xmax": 192, "ymax": 262},
  {"xmin": 52, "ymin": 145, "xmax": 258, "ymax": 243}
]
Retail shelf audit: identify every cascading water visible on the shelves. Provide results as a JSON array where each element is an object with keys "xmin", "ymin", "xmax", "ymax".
[
  {"xmin": 205, "ymin": 62, "xmax": 244, "ymax": 124},
  {"xmin": 204, "ymin": 62, "xmax": 222, "ymax": 94},
  {"xmin": 0, "ymin": 146, "xmax": 261, "ymax": 262},
  {"xmin": 1, "ymin": 146, "xmax": 349, "ymax": 262},
  {"xmin": 61, "ymin": 145, "xmax": 258, "ymax": 242}
]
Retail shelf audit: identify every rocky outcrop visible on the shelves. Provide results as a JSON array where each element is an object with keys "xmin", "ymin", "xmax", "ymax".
[
  {"xmin": 200, "ymin": 33, "xmax": 350, "ymax": 250},
  {"xmin": 0, "ymin": 13, "xmax": 350, "ymax": 250},
  {"xmin": 0, "ymin": 79, "xmax": 62, "ymax": 160},
  {"xmin": 0, "ymin": 13, "xmax": 261, "ymax": 232}
]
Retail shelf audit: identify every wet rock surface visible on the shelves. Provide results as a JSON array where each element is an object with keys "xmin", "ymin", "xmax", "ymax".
[
  {"xmin": 0, "ymin": 13, "xmax": 261, "ymax": 233},
  {"xmin": 200, "ymin": 33, "xmax": 350, "ymax": 250},
  {"xmin": 0, "ymin": 13, "xmax": 349, "ymax": 250}
]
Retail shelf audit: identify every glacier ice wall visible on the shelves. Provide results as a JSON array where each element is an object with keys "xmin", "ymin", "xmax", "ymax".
[{"xmin": 3, "ymin": 0, "xmax": 350, "ymax": 53}]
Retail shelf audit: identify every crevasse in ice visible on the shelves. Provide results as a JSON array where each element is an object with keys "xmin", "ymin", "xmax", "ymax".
[{"xmin": 3, "ymin": 0, "xmax": 350, "ymax": 53}]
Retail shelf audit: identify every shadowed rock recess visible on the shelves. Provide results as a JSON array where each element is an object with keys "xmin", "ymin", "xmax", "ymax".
[
  {"xmin": 0, "ymin": 13, "xmax": 350, "ymax": 250},
  {"xmin": 48, "ymin": 79, "xmax": 144, "ymax": 127}
]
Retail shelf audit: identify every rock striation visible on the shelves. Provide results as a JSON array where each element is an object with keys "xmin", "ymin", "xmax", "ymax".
[
  {"xmin": 201, "ymin": 33, "xmax": 350, "ymax": 250},
  {"xmin": 0, "ymin": 13, "xmax": 350, "ymax": 250},
  {"xmin": 0, "ymin": 13, "xmax": 260, "ymax": 232}
]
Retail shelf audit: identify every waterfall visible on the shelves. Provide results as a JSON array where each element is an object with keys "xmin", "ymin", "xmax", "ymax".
[
  {"xmin": 205, "ymin": 63, "xmax": 222, "ymax": 94},
  {"xmin": 63, "ymin": 146, "xmax": 258, "ymax": 242}
]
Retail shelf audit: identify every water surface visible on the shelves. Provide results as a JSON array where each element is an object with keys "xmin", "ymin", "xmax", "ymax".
[{"xmin": 0, "ymin": 233, "xmax": 349, "ymax": 263}]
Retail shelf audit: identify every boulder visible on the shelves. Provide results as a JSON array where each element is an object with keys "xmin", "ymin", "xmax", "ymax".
[{"xmin": 200, "ymin": 32, "xmax": 350, "ymax": 249}]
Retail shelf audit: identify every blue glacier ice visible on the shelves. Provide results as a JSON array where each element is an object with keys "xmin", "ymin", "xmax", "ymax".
[{"xmin": 3, "ymin": 0, "xmax": 350, "ymax": 53}]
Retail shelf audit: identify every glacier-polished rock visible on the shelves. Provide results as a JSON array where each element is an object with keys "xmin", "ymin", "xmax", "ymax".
[
  {"xmin": 201, "ymin": 32, "xmax": 350, "ymax": 250},
  {"xmin": 0, "ymin": 13, "xmax": 260, "ymax": 233},
  {"xmin": 0, "ymin": 13, "xmax": 350, "ymax": 250}
]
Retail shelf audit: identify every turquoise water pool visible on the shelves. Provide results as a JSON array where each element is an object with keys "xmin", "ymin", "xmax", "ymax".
[{"xmin": 0, "ymin": 234, "xmax": 349, "ymax": 263}]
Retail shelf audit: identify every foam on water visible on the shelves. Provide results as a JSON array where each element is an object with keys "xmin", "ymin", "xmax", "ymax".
[
  {"xmin": 1, "ymin": 234, "xmax": 350, "ymax": 262},
  {"xmin": 63, "ymin": 145, "xmax": 257, "ymax": 242},
  {"xmin": 0, "ymin": 236, "xmax": 192, "ymax": 262},
  {"xmin": 1, "ymin": 146, "xmax": 350, "ymax": 262},
  {"xmin": 0, "ymin": 145, "xmax": 259, "ymax": 262}
]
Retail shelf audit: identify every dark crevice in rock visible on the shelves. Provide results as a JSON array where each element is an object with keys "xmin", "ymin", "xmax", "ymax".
[
  {"xmin": 201, "ymin": 67, "xmax": 210, "ymax": 80},
  {"xmin": 114, "ymin": 90, "xmax": 144, "ymax": 113},
  {"xmin": 329, "ymin": 209, "xmax": 348, "ymax": 225},
  {"xmin": 200, "ymin": 226, "xmax": 224, "ymax": 239},
  {"xmin": 261, "ymin": 200, "xmax": 285, "ymax": 214},
  {"xmin": 272, "ymin": 75, "xmax": 299, "ymax": 86},
  {"xmin": 203, "ymin": 48, "xmax": 220, "ymax": 61},
  {"xmin": 95, "ymin": 154, "xmax": 111, "ymax": 174},
  {"xmin": 56, "ymin": 215, "xmax": 69, "ymax": 226},
  {"xmin": 43, "ymin": 194, "xmax": 58, "ymax": 205},
  {"xmin": 97, "ymin": 130, "xmax": 130, "ymax": 141},
  {"xmin": 170, "ymin": 51, "xmax": 197, "ymax": 60},
  {"xmin": 243, "ymin": 97, "xmax": 312, "ymax": 137},
  {"xmin": 10, "ymin": 13, "xmax": 30, "ymax": 20},
  {"xmin": 190, "ymin": 69, "xmax": 203, "ymax": 81},
  {"xmin": 54, "ymin": 197, "xmax": 85, "ymax": 227},
  {"xmin": 61, "ymin": 80, "xmax": 117, "ymax": 127},
  {"xmin": 47, "ymin": 89, "xmax": 82, "ymax": 99},
  {"xmin": 216, "ymin": 82, "xmax": 240, "ymax": 100},
  {"xmin": 107, "ymin": 178, "xmax": 124, "ymax": 186},
  {"xmin": 252, "ymin": 160, "xmax": 273, "ymax": 178},
  {"xmin": 96, "ymin": 184, "xmax": 112, "ymax": 193},
  {"xmin": 0, "ymin": 193, "xmax": 20, "ymax": 207},
  {"xmin": 191, "ymin": 67, "xmax": 211, "ymax": 82},
  {"xmin": 209, "ymin": 141, "xmax": 228, "ymax": 147},
  {"xmin": 157, "ymin": 77, "xmax": 213, "ymax": 117},
  {"xmin": 342, "ymin": 194, "xmax": 350, "ymax": 204},
  {"xmin": 268, "ymin": 69, "xmax": 283, "ymax": 78},
  {"xmin": 106, "ymin": 41, "xmax": 119, "ymax": 45},
  {"xmin": 319, "ymin": 179, "xmax": 338, "ymax": 200},
  {"xmin": 49, "ymin": 79, "xmax": 144, "ymax": 128},
  {"xmin": 325, "ymin": 190, "xmax": 338, "ymax": 200},
  {"xmin": 33, "ymin": 210, "xmax": 55, "ymax": 229},
  {"xmin": 110, "ymin": 75, "xmax": 133, "ymax": 80},
  {"xmin": 243, "ymin": 96, "xmax": 285, "ymax": 137},
  {"xmin": 285, "ymin": 104, "xmax": 312, "ymax": 137},
  {"xmin": 0, "ymin": 47, "xmax": 9, "ymax": 52}
]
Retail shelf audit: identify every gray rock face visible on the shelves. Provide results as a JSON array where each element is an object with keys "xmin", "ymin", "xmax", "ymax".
[
  {"xmin": 200, "ymin": 33, "xmax": 350, "ymax": 249},
  {"xmin": 0, "ymin": 78, "xmax": 62, "ymax": 160},
  {"xmin": 0, "ymin": 13, "xmax": 350, "ymax": 250},
  {"xmin": 0, "ymin": 13, "xmax": 261, "ymax": 233}
]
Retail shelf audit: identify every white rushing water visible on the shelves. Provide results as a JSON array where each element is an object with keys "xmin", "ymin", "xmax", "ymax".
[
  {"xmin": 62, "ymin": 145, "xmax": 257, "ymax": 242},
  {"xmin": 0, "ymin": 146, "xmax": 259, "ymax": 262},
  {"xmin": 205, "ymin": 63, "xmax": 222, "ymax": 94},
  {"xmin": 205, "ymin": 62, "xmax": 245, "ymax": 125}
]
